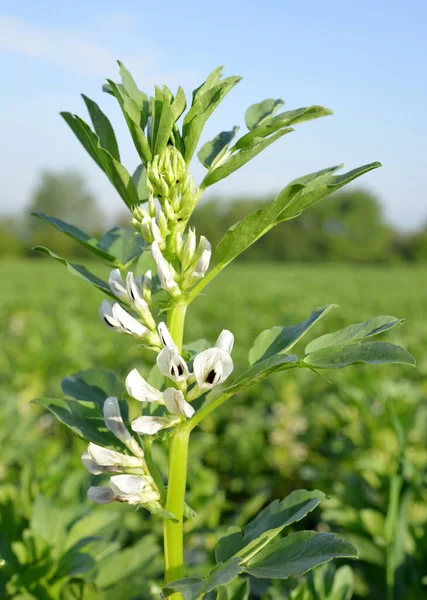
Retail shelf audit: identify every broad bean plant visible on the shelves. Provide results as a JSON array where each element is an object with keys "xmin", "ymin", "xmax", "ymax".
[{"xmin": 34, "ymin": 64, "xmax": 415, "ymax": 600}]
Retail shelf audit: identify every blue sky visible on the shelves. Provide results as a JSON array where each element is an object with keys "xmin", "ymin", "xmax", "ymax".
[{"xmin": 0, "ymin": 0, "xmax": 425, "ymax": 229}]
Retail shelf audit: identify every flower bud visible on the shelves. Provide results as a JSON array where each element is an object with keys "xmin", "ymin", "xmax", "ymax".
[
  {"xmin": 181, "ymin": 228, "xmax": 197, "ymax": 270},
  {"xmin": 125, "ymin": 273, "xmax": 156, "ymax": 329},
  {"xmin": 142, "ymin": 270, "xmax": 152, "ymax": 305},
  {"xmin": 109, "ymin": 269, "xmax": 129, "ymax": 302},
  {"xmin": 157, "ymin": 209, "xmax": 169, "ymax": 239},
  {"xmin": 140, "ymin": 216, "xmax": 154, "ymax": 244},
  {"xmin": 151, "ymin": 241, "xmax": 180, "ymax": 297},
  {"xmin": 150, "ymin": 218, "xmax": 163, "ymax": 244}
]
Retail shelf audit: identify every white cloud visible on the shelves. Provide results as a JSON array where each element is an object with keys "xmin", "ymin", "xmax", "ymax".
[
  {"xmin": 0, "ymin": 13, "xmax": 199, "ymax": 89},
  {"xmin": 0, "ymin": 14, "xmax": 120, "ymax": 76}
]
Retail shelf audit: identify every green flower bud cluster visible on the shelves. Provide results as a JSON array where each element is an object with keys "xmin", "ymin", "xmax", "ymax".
[{"xmin": 134, "ymin": 147, "xmax": 199, "ymax": 236}]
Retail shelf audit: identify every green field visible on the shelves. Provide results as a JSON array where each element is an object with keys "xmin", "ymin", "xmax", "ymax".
[{"xmin": 1, "ymin": 260, "xmax": 427, "ymax": 599}]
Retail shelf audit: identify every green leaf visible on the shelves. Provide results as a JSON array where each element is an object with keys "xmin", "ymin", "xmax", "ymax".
[
  {"xmin": 95, "ymin": 535, "xmax": 160, "ymax": 588},
  {"xmin": 229, "ymin": 579, "xmax": 250, "ymax": 600},
  {"xmin": 215, "ymin": 162, "xmax": 381, "ymax": 267},
  {"xmin": 98, "ymin": 227, "xmax": 145, "ymax": 266},
  {"xmin": 330, "ymin": 565, "xmax": 354, "ymax": 600},
  {"xmin": 61, "ymin": 111, "xmax": 104, "ymax": 169},
  {"xmin": 216, "ymin": 588, "xmax": 229, "ymax": 600},
  {"xmin": 106, "ymin": 79, "xmax": 152, "ymax": 164},
  {"xmin": 277, "ymin": 162, "xmax": 382, "ymax": 223},
  {"xmin": 244, "ymin": 531, "xmax": 357, "ymax": 579},
  {"xmin": 214, "ymin": 175, "xmax": 302, "ymax": 266},
  {"xmin": 82, "ymin": 94, "xmax": 120, "ymax": 161},
  {"xmin": 32, "ymin": 246, "xmax": 114, "ymax": 297},
  {"xmin": 33, "ymin": 396, "xmax": 117, "ymax": 446},
  {"xmin": 249, "ymin": 305, "xmax": 338, "ymax": 366},
  {"xmin": 237, "ymin": 106, "xmax": 332, "ymax": 150},
  {"xmin": 132, "ymin": 164, "xmax": 149, "ymax": 202},
  {"xmin": 118, "ymin": 61, "xmax": 150, "ymax": 128},
  {"xmin": 305, "ymin": 315, "xmax": 405, "ymax": 354},
  {"xmin": 61, "ymin": 112, "xmax": 140, "ymax": 208},
  {"xmin": 200, "ymin": 127, "xmax": 293, "ymax": 189},
  {"xmin": 61, "ymin": 368, "xmax": 125, "ymax": 403},
  {"xmin": 183, "ymin": 73, "xmax": 242, "ymax": 163},
  {"xmin": 164, "ymin": 558, "xmax": 244, "ymax": 600},
  {"xmin": 304, "ymin": 342, "xmax": 416, "ymax": 369},
  {"xmin": 245, "ymin": 98, "xmax": 285, "ymax": 130},
  {"xmin": 227, "ymin": 353, "xmax": 299, "ymax": 394},
  {"xmin": 33, "ymin": 369, "xmax": 127, "ymax": 447},
  {"xmin": 32, "ymin": 213, "xmax": 117, "ymax": 262},
  {"xmin": 198, "ymin": 126, "xmax": 239, "ymax": 168},
  {"xmin": 191, "ymin": 65, "xmax": 224, "ymax": 102},
  {"xmin": 151, "ymin": 86, "xmax": 175, "ymax": 155},
  {"xmin": 216, "ymin": 489, "xmax": 325, "ymax": 564},
  {"xmin": 62, "ymin": 580, "xmax": 103, "ymax": 600},
  {"xmin": 163, "ymin": 578, "xmax": 203, "ymax": 600},
  {"xmin": 171, "ymin": 86, "xmax": 187, "ymax": 121}
]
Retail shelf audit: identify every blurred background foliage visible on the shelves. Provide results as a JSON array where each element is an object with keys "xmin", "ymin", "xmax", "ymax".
[
  {"xmin": 2, "ymin": 168, "xmax": 427, "ymax": 263},
  {"xmin": 1, "ymin": 221, "xmax": 426, "ymax": 597}
]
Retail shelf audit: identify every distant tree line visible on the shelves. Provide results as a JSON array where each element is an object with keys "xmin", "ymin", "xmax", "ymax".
[{"xmin": 1, "ymin": 169, "xmax": 426, "ymax": 262}]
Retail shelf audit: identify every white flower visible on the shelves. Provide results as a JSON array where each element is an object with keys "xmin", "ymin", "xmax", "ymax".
[
  {"xmin": 163, "ymin": 388, "xmax": 195, "ymax": 418},
  {"xmin": 81, "ymin": 443, "xmax": 142, "ymax": 474},
  {"xmin": 87, "ymin": 475, "xmax": 160, "ymax": 505},
  {"xmin": 182, "ymin": 237, "xmax": 211, "ymax": 287},
  {"xmin": 109, "ymin": 474, "xmax": 160, "ymax": 505},
  {"xmin": 157, "ymin": 345, "xmax": 190, "ymax": 383},
  {"xmin": 193, "ymin": 330, "xmax": 234, "ymax": 390},
  {"xmin": 99, "ymin": 300, "xmax": 147, "ymax": 337},
  {"xmin": 125, "ymin": 273, "xmax": 147, "ymax": 311},
  {"xmin": 87, "ymin": 486, "xmax": 115, "ymax": 504},
  {"xmin": 82, "ymin": 453, "xmax": 107, "ymax": 475},
  {"xmin": 109, "ymin": 269, "xmax": 128, "ymax": 301},
  {"xmin": 158, "ymin": 322, "xmax": 175, "ymax": 347},
  {"xmin": 214, "ymin": 329, "xmax": 234, "ymax": 354},
  {"xmin": 103, "ymin": 397, "xmax": 131, "ymax": 442},
  {"xmin": 131, "ymin": 415, "xmax": 180, "ymax": 435},
  {"xmin": 150, "ymin": 218, "xmax": 163, "ymax": 243},
  {"xmin": 88, "ymin": 442, "xmax": 142, "ymax": 468},
  {"xmin": 151, "ymin": 241, "xmax": 180, "ymax": 296},
  {"xmin": 181, "ymin": 228, "xmax": 196, "ymax": 269},
  {"xmin": 126, "ymin": 369, "xmax": 164, "ymax": 404},
  {"xmin": 192, "ymin": 247, "xmax": 211, "ymax": 279},
  {"xmin": 103, "ymin": 397, "xmax": 144, "ymax": 457},
  {"xmin": 141, "ymin": 270, "xmax": 152, "ymax": 305}
]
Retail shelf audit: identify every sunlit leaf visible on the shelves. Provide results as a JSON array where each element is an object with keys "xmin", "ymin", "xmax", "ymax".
[
  {"xmin": 249, "ymin": 305, "xmax": 337, "ymax": 365},
  {"xmin": 304, "ymin": 342, "xmax": 415, "ymax": 369},
  {"xmin": 198, "ymin": 127, "xmax": 239, "ymax": 168},
  {"xmin": 216, "ymin": 489, "xmax": 325, "ymax": 564},
  {"xmin": 82, "ymin": 94, "xmax": 120, "ymax": 161},
  {"xmin": 305, "ymin": 315, "xmax": 404, "ymax": 354},
  {"xmin": 32, "ymin": 213, "xmax": 116, "ymax": 262},
  {"xmin": 32, "ymin": 246, "xmax": 114, "ymax": 296},
  {"xmin": 245, "ymin": 531, "xmax": 357, "ymax": 579},
  {"xmin": 245, "ymin": 98, "xmax": 285, "ymax": 130}
]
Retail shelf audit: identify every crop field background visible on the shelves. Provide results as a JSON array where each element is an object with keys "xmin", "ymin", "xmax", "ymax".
[{"xmin": 1, "ymin": 258, "xmax": 426, "ymax": 599}]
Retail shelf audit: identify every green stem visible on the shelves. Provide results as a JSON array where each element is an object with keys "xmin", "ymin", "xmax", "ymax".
[
  {"xmin": 168, "ymin": 302, "xmax": 187, "ymax": 351},
  {"xmin": 384, "ymin": 474, "xmax": 402, "ymax": 600},
  {"xmin": 163, "ymin": 303, "xmax": 189, "ymax": 600},
  {"xmin": 163, "ymin": 427, "xmax": 190, "ymax": 596}
]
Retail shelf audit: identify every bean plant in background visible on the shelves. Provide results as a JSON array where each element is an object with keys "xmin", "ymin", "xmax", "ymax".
[{"xmin": 32, "ymin": 64, "xmax": 415, "ymax": 599}]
